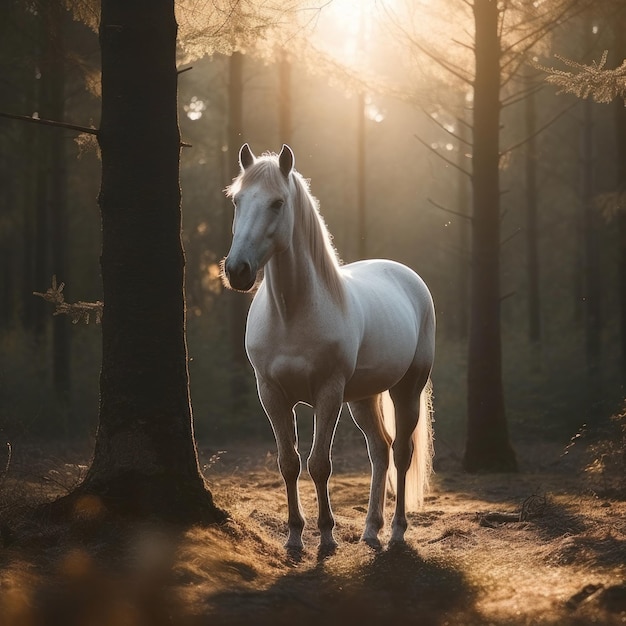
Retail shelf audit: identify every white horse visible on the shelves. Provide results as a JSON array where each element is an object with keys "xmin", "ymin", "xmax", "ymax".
[{"xmin": 223, "ymin": 144, "xmax": 435, "ymax": 552}]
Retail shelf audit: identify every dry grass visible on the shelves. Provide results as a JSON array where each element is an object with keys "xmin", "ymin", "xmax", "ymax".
[{"xmin": 0, "ymin": 439, "xmax": 624, "ymax": 625}]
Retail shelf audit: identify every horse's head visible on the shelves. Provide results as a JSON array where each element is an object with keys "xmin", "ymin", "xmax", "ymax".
[{"xmin": 223, "ymin": 143, "xmax": 295, "ymax": 292}]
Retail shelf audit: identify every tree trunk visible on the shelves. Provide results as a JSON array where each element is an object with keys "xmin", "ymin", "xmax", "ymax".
[
  {"xmin": 464, "ymin": 0, "xmax": 517, "ymax": 473},
  {"xmin": 34, "ymin": 18, "xmax": 50, "ymax": 339},
  {"xmin": 524, "ymin": 69, "xmax": 541, "ymax": 347},
  {"xmin": 455, "ymin": 105, "xmax": 470, "ymax": 341},
  {"xmin": 357, "ymin": 91, "xmax": 367, "ymax": 259},
  {"xmin": 226, "ymin": 51, "xmax": 244, "ymax": 232},
  {"xmin": 225, "ymin": 51, "xmax": 252, "ymax": 414},
  {"xmin": 580, "ymin": 97, "xmax": 602, "ymax": 379},
  {"xmin": 278, "ymin": 48, "xmax": 292, "ymax": 145},
  {"xmin": 74, "ymin": 0, "xmax": 224, "ymax": 524},
  {"xmin": 44, "ymin": 0, "xmax": 72, "ymax": 424},
  {"xmin": 614, "ymin": 16, "xmax": 626, "ymax": 392}
]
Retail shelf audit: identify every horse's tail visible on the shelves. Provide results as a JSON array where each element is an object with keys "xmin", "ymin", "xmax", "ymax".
[{"xmin": 382, "ymin": 378, "xmax": 434, "ymax": 512}]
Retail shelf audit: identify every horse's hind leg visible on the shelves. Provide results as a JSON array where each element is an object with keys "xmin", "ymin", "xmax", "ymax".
[
  {"xmin": 257, "ymin": 380, "xmax": 305, "ymax": 551},
  {"xmin": 389, "ymin": 367, "xmax": 429, "ymax": 543},
  {"xmin": 348, "ymin": 396, "xmax": 391, "ymax": 548}
]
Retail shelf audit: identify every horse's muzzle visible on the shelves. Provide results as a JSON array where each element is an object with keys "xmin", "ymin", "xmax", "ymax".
[{"xmin": 224, "ymin": 257, "xmax": 256, "ymax": 292}]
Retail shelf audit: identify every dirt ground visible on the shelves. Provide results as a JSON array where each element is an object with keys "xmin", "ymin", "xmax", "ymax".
[{"xmin": 0, "ymin": 435, "xmax": 624, "ymax": 626}]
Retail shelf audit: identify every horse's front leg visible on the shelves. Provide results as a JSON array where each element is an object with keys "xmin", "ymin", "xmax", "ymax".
[
  {"xmin": 258, "ymin": 381, "xmax": 305, "ymax": 551},
  {"xmin": 308, "ymin": 385, "xmax": 344, "ymax": 552}
]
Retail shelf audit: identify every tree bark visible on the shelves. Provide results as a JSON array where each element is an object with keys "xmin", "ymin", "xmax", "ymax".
[
  {"xmin": 455, "ymin": 105, "xmax": 470, "ymax": 341},
  {"xmin": 580, "ymin": 98, "xmax": 601, "ymax": 378},
  {"xmin": 357, "ymin": 91, "xmax": 367, "ymax": 260},
  {"xmin": 464, "ymin": 0, "xmax": 517, "ymax": 472},
  {"xmin": 225, "ymin": 51, "xmax": 252, "ymax": 414},
  {"xmin": 73, "ymin": 0, "xmax": 224, "ymax": 523},
  {"xmin": 44, "ymin": 0, "xmax": 72, "ymax": 423},
  {"xmin": 278, "ymin": 48, "xmax": 292, "ymax": 145},
  {"xmin": 614, "ymin": 15, "xmax": 626, "ymax": 392},
  {"xmin": 34, "ymin": 13, "xmax": 50, "ymax": 339},
  {"xmin": 524, "ymin": 69, "xmax": 541, "ymax": 347}
]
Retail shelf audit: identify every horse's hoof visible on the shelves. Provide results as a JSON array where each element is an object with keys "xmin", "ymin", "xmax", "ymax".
[
  {"xmin": 387, "ymin": 537, "xmax": 409, "ymax": 553},
  {"xmin": 285, "ymin": 544, "xmax": 304, "ymax": 564},
  {"xmin": 361, "ymin": 536, "xmax": 383, "ymax": 551},
  {"xmin": 389, "ymin": 528, "xmax": 407, "ymax": 545},
  {"xmin": 317, "ymin": 541, "xmax": 338, "ymax": 560}
]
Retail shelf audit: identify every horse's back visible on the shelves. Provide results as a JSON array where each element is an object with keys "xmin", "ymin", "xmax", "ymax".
[{"xmin": 342, "ymin": 259, "xmax": 434, "ymax": 328}]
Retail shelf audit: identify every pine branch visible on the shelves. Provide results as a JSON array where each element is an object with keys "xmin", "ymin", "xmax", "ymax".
[
  {"xmin": 536, "ymin": 52, "xmax": 626, "ymax": 103},
  {"xmin": 415, "ymin": 134, "xmax": 472, "ymax": 179},
  {"xmin": 34, "ymin": 276, "xmax": 103, "ymax": 325},
  {"xmin": 427, "ymin": 197, "xmax": 473, "ymax": 221},
  {"xmin": 501, "ymin": 102, "xmax": 576, "ymax": 155},
  {"xmin": 380, "ymin": 2, "xmax": 473, "ymax": 87},
  {"xmin": 0, "ymin": 111, "xmax": 192, "ymax": 147},
  {"xmin": 595, "ymin": 191, "xmax": 626, "ymax": 222},
  {"xmin": 421, "ymin": 106, "xmax": 472, "ymax": 147},
  {"xmin": 0, "ymin": 111, "xmax": 97, "ymax": 135},
  {"xmin": 499, "ymin": 1, "xmax": 594, "ymax": 87},
  {"xmin": 501, "ymin": 228, "xmax": 522, "ymax": 247},
  {"xmin": 501, "ymin": 82, "xmax": 544, "ymax": 108}
]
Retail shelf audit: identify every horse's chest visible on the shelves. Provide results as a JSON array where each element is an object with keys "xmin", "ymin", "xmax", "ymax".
[{"xmin": 247, "ymin": 318, "xmax": 350, "ymax": 402}]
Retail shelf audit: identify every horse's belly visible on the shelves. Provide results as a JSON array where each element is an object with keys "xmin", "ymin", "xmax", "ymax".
[
  {"xmin": 343, "ymin": 372, "xmax": 392, "ymax": 402},
  {"xmin": 344, "ymin": 354, "xmax": 414, "ymax": 402}
]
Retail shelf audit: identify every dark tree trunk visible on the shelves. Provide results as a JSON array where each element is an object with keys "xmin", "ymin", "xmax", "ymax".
[
  {"xmin": 227, "ymin": 51, "xmax": 247, "ymax": 367},
  {"xmin": 464, "ymin": 0, "xmax": 517, "ymax": 473},
  {"xmin": 278, "ymin": 48, "xmax": 292, "ymax": 145},
  {"xmin": 21, "ymin": 125, "xmax": 35, "ymax": 330},
  {"xmin": 44, "ymin": 1, "xmax": 72, "ymax": 422},
  {"xmin": 226, "ymin": 51, "xmax": 244, "ymax": 224},
  {"xmin": 357, "ymin": 91, "xmax": 367, "ymax": 260},
  {"xmin": 576, "ymin": 14, "xmax": 602, "ymax": 396},
  {"xmin": 615, "ymin": 15, "xmax": 626, "ymax": 392},
  {"xmin": 19, "ymin": 10, "xmax": 38, "ymax": 332},
  {"xmin": 34, "ymin": 21, "xmax": 50, "ymax": 339},
  {"xmin": 75, "ymin": 0, "xmax": 224, "ymax": 523},
  {"xmin": 581, "ymin": 98, "xmax": 601, "ymax": 380},
  {"xmin": 455, "ymin": 106, "xmax": 470, "ymax": 341},
  {"xmin": 524, "ymin": 70, "xmax": 541, "ymax": 347},
  {"xmin": 225, "ymin": 51, "xmax": 251, "ymax": 410}
]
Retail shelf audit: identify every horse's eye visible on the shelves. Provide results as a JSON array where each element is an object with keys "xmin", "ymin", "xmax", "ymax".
[{"xmin": 270, "ymin": 199, "xmax": 284, "ymax": 212}]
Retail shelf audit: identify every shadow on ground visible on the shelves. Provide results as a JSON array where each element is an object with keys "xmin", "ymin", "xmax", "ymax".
[{"xmin": 201, "ymin": 542, "xmax": 480, "ymax": 626}]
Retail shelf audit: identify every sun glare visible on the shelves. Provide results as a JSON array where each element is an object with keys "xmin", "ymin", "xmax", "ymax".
[
  {"xmin": 310, "ymin": 0, "xmax": 471, "ymax": 90},
  {"xmin": 313, "ymin": 0, "xmax": 388, "ymax": 67},
  {"xmin": 364, "ymin": 97, "xmax": 385, "ymax": 123},
  {"xmin": 184, "ymin": 96, "xmax": 206, "ymax": 121}
]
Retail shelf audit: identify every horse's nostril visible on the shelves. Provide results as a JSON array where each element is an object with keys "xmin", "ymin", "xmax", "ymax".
[
  {"xmin": 225, "ymin": 259, "xmax": 253, "ymax": 290},
  {"xmin": 233, "ymin": 261, "xmax": 249, "ymax": 280}
]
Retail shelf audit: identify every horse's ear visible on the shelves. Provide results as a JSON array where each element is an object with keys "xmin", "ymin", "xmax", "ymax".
[
  {"xmin": 239, "ymin": 143, "xmax": 255, "ymax": 170},
  {"xmin": 278, "ymin": 144, "xmax": 294, "ymax": 179}
]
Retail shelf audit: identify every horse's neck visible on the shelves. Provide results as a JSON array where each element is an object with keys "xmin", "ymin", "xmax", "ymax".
[
  {"xmin": 264, "ymin": 237, "xmax": 320, "ymax": 318},
  {"xmin": 263, "ymin": 188, "xmax": 343, "ymax": 318}
]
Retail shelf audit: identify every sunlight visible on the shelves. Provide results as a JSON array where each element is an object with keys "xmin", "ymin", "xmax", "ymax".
[
  {"xmin": 314, "ymin": 0, "xmax": 368, "ymax": 66},
  {"xmin": 313, "ymin": 0, "xmax": 393, "ymax": 67},
  {"xmin": 364, "ymin": 96, "xmax": 385, "ymax": 123},
  {"xmin": 184, "ymin": 96, "xmax": 206, "ymax": 121}
]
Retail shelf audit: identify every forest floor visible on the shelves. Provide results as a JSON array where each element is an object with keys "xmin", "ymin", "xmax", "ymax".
[{"xmin": 0, "ymin": 434, "xmax": 625, "ymax": 626}]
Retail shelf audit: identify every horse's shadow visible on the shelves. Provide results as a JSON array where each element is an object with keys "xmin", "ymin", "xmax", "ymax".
[{"xmin": 205, "ymin": 541, "xmax": 481, "ymax": 626}]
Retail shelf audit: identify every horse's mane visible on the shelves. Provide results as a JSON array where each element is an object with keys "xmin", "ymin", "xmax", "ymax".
[{"xmin": 227, "ymin": 154, "xmax": 346, "ymax": 307}]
